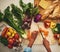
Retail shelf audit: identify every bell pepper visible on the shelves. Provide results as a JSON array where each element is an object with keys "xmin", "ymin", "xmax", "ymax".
[
  {"xmin": 50, "ymin": 22, "xmax": 56, "ymax": 29},
  {"xmin": 44, "ymin": 20, "xmax": 51, "ymax": 28}
]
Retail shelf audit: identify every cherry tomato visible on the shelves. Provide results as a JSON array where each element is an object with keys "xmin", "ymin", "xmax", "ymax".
[
  {"xmin": 14, "ymin": 33, "xmax": 19, "ymax": 40},
  {"xmin": 8, "ymin": 44, "xmax": 13, "ymax": 49},
  {"xmin": 12, "ymin": 38, "xmax": 16, "ymax": 42},
  {"xmin": 8, "ymin": 38, "xmax": 14, "ymax": 45},
  {"xmin": 54, "ymin": 34, "xmax": 59, "ymax": 40}
]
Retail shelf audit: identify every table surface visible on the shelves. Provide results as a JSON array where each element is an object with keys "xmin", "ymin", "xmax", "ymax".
[{"xmin": 0, "ymin": 0, "xmax": 60, "ymax": 52}]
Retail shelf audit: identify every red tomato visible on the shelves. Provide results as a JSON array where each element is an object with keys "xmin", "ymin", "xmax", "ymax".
[
  {"xmin": 54, "ymin": 34, "xmax": 59, "ymax": 40},
  {"xmin": 44, "ymin": 20, "xmax": 51, "ymax": 28},
  {"xmin": 2, "ymin": 27, "xmax": 8, "ymax": 37},
  {"xmin": 14, "ymin": 33, "xmax": 19, "ymax": 40},
  {"xmin": 8, "ymin": 38, "xmax": 14, "ymax": 45},
  {"xmin": 8, "ymin": 44, "xmax": 13, "ymax": 49},
  {"xmin": 12, "ymin": 38, "xmax": 16, "ymax": 42}
]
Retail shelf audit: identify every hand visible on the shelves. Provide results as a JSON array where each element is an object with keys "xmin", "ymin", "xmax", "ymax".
[{"xmin": 43, "ymin": 38, "xmax": 51, "ymax": 52}]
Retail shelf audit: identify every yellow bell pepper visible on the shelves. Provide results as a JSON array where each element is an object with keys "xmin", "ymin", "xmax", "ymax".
[{"xmin": 50, "ymin": 22, "xmax": 56, "ymax": 29}]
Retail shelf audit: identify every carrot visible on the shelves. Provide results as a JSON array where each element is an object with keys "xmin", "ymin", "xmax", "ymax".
[
  {"xmin": 44, "ymin": 31, "xmax": 49, "ymax": 37},
  {"xmin": 27, "ymin": 30, "xmax": 31, "ymax": 41},
  {"xmin": 38, "ymin": 28, "xmax": 49, "ymax": 37}
]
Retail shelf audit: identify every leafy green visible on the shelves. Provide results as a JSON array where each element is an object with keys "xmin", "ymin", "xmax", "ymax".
[
  {"xmin": 4, "ymin": 6, "xmax": 25, "ymax": 38},
  {"xmin": 0, "ymin": 36, "xmax": 8, "ymax": 46},
  {"xmin": 19, "ymin": 0, "xmax": 29, "ymax": 13},
  {"xmin": 11, "ymin": 4, "xmax": 23, "ymax": 26},
  {"xmin": 19, "ymin": 0, "xmax": 39, "ymax": 17},
  {"xmin": 0, "ymin": 11, "xmax": 3, "ymax": 22},
  {"xmin": 32, "ymin": 6, "xmax": 39, "ymax": 16}
]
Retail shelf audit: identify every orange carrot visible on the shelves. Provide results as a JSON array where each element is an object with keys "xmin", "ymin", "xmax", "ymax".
[{"xmin": 27, "ymin": 30, "xmax": 31, "ymax": 41}]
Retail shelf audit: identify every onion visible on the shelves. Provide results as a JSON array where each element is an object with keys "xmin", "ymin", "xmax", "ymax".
[{"xmin": 34, "ymin": 14, "xmax": 42, "ymax": 23}]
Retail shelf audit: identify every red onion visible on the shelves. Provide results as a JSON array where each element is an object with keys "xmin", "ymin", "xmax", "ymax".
[{"xmin": 34, "ymin": 14, "xmax": 42, "ymax": 23}]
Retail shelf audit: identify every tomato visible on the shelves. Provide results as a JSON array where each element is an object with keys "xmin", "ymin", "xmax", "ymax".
[
  {"xmin": 14, "ymin": 33, "xmax": 19, "ymax": 40},
  {"xmin": 12, "ymin": 38, "xmax": 15, "ymax": 42},
  {"xmin": 54, "ymin": 34, "xmax": 60, "ymax": 40},
  {"xmin": 8, "ymin": 38, "xmax": 14, "ymax": 45},
  {"xmin": 8, "ymin": 44, "xmax": 13, "ymax": 49},
  {"xmin": 44, "ymin": 20, "xmax": 51, "ymax": 28},
  {"xmin": 2, "ymin": 27, "xmax": 8, "ymax": 37}
]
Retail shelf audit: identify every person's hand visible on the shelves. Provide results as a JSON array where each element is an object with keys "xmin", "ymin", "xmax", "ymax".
[{"xmin": 43, "ymin": 38, "xmax": 51, "ymax": 52}]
